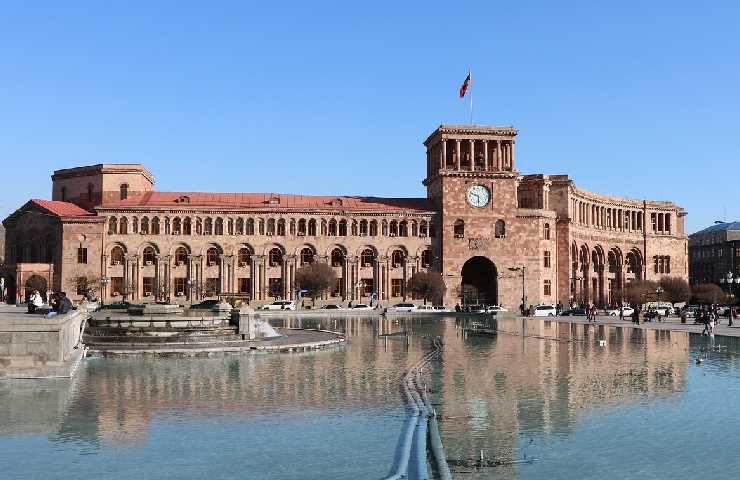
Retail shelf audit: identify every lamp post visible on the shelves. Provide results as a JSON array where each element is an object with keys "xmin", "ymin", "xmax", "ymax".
[
  {"xmin": 508, "ymin": 265, "xmax": 527, "ymax": 315},
  {"xmin": 99, "ymin": 276, "xmax": 109, "ymax": 309},
  {"xmin": 187, "ymin": 277, "xmax": 195, "ymax": 304},
  {"xmin": 656, "ymin": 286, "xmax": 664, "ymax": 302}
]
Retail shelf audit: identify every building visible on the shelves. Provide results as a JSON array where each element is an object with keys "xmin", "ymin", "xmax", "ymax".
[
  {"xmin": 688, "ymin": 221, "xmax": 740, "ymax": 295},
  {"xmin": 2, "ymin": 124, "xmax": 689, "ymax": 309}
]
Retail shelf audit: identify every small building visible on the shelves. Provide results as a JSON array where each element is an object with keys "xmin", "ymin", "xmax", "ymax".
[{"xmin": 688, "ymin": 222, "xmax": 740, "ymax": 292}]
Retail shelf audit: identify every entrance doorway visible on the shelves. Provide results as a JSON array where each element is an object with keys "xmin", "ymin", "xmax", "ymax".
[{"xmin": 461, "ymin": 256, "xmax": 498, "ymax": 305}]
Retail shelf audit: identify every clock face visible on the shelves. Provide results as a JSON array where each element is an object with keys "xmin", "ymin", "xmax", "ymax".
[{"xmin": 467, "ymin": 185, "xmax": 490, "ymax": 208}]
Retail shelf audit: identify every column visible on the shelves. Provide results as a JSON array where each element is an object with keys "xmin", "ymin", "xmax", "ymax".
[
  {"xmin": 440, "ymin": 140, "xmax": 446, "ymax": 170},
  {"xmin": 483, "ymin": 140, "xmax": 489, "ymax": 171},
  {"xmin": 496, "ymin": 140, "xmax": 502, "ymax": 170},
  {"xmin": 510, "ymin": 140, "xmax": 515, "ymax": 168},
  {"xmin": 455, "ymin": 139, "xmax": 461, "ymax": 170},
  {"xmin": 469, "ymin": 139, "xmax": 475, "ymax": 171},
  {"xmin": 250, "ymin": 257, "xmax": 257, "ymax": 301}
]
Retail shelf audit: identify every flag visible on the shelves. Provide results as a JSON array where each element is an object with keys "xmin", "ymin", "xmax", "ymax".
[{"xmin": 459, "ymin": 72, "xmax": 471, "ymax": 98}]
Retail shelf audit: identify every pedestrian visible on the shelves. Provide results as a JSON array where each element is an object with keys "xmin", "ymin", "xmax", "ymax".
[
  {"xmin": 632, "ymin": 307, "xmax": 640, "ymax": 325},
  {"xmin": 730, "ymin": 307, "xmax": 736, "ymax": 327},
  {"xmin": 27, "ymin": 289, "xmax": 43, "ymax": 314},
  {"xmin": 700, "ymin": 311, "xmax": 710, "ymax": 335}
]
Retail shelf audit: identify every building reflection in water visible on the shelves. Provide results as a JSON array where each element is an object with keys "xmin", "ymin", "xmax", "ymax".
[{"xmin": 432, "ymin": 317, "xmax": 690, "ymax": 474}]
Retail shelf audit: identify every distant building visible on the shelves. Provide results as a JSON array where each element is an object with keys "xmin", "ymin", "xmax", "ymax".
[
  {"xmin": 688, "ymin": 222, "xmax": 740, "ymax": 292},
  {"xmin": 0, "ymin": 224, "xmax": 5, "ymax": 264},
  {"xmin": 2, "ymin": 123, "xmax": 688, "ymax": 308}
]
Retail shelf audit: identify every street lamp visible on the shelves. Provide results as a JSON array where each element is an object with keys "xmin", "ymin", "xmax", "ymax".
[
  {"xmin": 99, "ymin": 276, "xmax": 109, "ymax": 309},
  {"xmin": 656, "ymin": 286, "xmax": 664, "ymax": 302},
  {"xmin": 186, "ymin": 277, "xmax": 195, "ymax": 303},
  {"xmin": 508, "ymin": 266, "xmax": 527, "ymax": 315}
]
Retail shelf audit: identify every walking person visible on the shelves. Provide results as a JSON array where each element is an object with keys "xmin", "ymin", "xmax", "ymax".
[{"xmin": 632, "ymin": 307, "xmax": 640, "ymax": 325}]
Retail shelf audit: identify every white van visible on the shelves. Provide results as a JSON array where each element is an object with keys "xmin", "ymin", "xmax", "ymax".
[{"xmin": 533, "ymin": 305, "xmax": 557, "ymax": 317}]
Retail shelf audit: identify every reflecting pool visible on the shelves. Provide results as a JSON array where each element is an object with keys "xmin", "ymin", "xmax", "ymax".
[{"xmin": 1, "ymin": 316, "xmax": 740, "ymax": 479}]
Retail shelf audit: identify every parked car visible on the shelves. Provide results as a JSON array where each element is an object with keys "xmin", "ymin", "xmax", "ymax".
[
  {"xmin": 606, "ymin": 306, "xmax": 635, "ymax": 317},
  {"xmin": 389, "ymin": 303, "xmax": 418, "ymax": 312},
  {"xmin": 190, "ymin": 299, "xmax": 220, "ymax": 310},
  {"xmin": 466, "ymin": 305, "xmax": 487, "ymax": 313},
  {"xmin": 561, "ymin": 308, "xmax": 587, "ymax": 316},
  {"xmin": 486, "ymin": 305, "xmax": 508, "ymax": 313},
  {"xmin": 260, "ymin": 300, "xmax": 296, "ymax": 310},
  {"xmin": 322, "ymin": 304, "xmax": 342, "ymax": 310},
  {"xmin": 351, "ymin": 304, "xmax": 373, "ymax": 310},
  {"xmin": 533, "ymin": 305, "xmax": 557, "ymax": 317},
  {"xmin": 415, "ymin": 305, "xmax": 436, "ymax": 313},
  {"xmin": 433, "ymin": 306, "xmax": 453, "ymax": 313}
]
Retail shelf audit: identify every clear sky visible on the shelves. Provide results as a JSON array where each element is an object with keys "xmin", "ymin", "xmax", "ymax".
[{"xmin": 1, "ymin": 1, "xmax": 738, "ymax": 233}]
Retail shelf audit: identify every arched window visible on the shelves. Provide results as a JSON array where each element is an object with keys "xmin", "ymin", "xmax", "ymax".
[
  {"xmin": 119, "ymin": 217, "xmax": 128, "ymax": 235},
  {"xmin": 410, "ymin": 221, "xmax": 417, "ymax": 237},
  {"xmin": 204, "ymin": 218, "xmax": 213, "ymax": 235},
  {"xmin": 328, "ymin": 219, "xmax": 337, "ymax": 236},
  {"xmin": 172, "ymin": 218, "xmax": 182, "ymax": 235},
  {"xmin": 300, "ymin": 247, "xmax": 314, "ymax": 265},
  {"xmin": 183, "ymin": 217, "xmax": 192, "ymax": 235},
  {"xmin": 87, "ymin": 183, "xmax": 94, "ymax": 202},
  {"xmin": 152, "ymin": 217, "xmax": 160, "ymax": 235},
  {"xmin": 142, "ymin": 246, "xmax": 156, "ymax": 265},
  {"xmin": 359, "ymin": 220, "xmax": 368, "ymax": 236},
  {"xmin": 544, "ymin": 223, "xmax": 551, "ymax": 240},
  {"xmin": 258, "ymin": 218, "xmax": 265, "ymax": 235},
  {"xmin": 215, "ymin": 218, "xmax": 224, "ymax": 235},
  {"xmin": 543, "ymin": 251, "xmax": 551, "ymax": 268},
  {"xmin": 369, "ymin": 220, "xmax": 378, "ymax": 236},
  {"xmin": 289, "ymin": 219, "xmax": 296, "ymax": 236},
  {"xmin": 298, "ymin": 219, "xmax": 307, "ymax": 236},
  {"xmin": 419, "ymin": 221, "xmax": 428, "ymax": 237},
  {"xmin": 120, "ymin": 183, "xmax": 129, "ymax": 200},
  {"xmin": 164, "ymin": 217, "xmax": 171, "ymax": 234},
  {"xmin": 421, "ymin": 250, "xmax": 432, "ymax": 268},
  {"xmin": 236, "ymin": 218, "xmax": 244, "ymax": 235},
  {"xmin": 268, "ymin": 248, "xmax": 283, "ymax": 267},
  {"xmin": 110, "ymin": 246, "xmax": 125, "ymax": 265},
  {"xmin": 108, "ymin": 217, "xmax": 117, "ymax": 235},
  {"xmin": 360, "ymin": 248, "xmax": 375, "ymax": 267},
  {"xmin": 246, "ymin": 218, "xmax": 255, "ymax": 235},
  {"xmin": 399, "ymin": 221, "xmax": 408, "ymax": 237},
  {"xmin": 267, "ymin": 218, "xmax": 276, "ymax": 236},
  {"xmin": 238, "ymin": 247, "xmax": 252, "ymax": 266},
  {"xmin": 175, "ymin": 247, "xmax": 188, "ymax": 265},
  {"xmin": 351, "ymin": 220, "xmax": 358, "ymax": 236},
  {"xmin": 338, "ymin": 220, "xmax": 347, "ymax": 236},
  {"xmin": 206, "ymin": 247, "xmax": 219, "ymax": 266},
  {"xmin": 227, "ymin": 218, "xmax": 234, "ymax": 235},
  {"xmin": 331, "ymin": 248, "xmax": 344, "ymax": 267},
  {"xmin": 308, "ymin": 219, "xmax": 317, "ymax": 236},
  {"xmin": 495, "ymin": 219, "xmax": 506, "ymax": 238},
  {"xmin": 277, "ymin": 219, "xmax": 286, "ymax": 236},
  {"xmin": 453, "ymin": 219, "xmax": 464, "ymax": 238},
  {"xmin": 140, "ymin": 217, "xmax": 149, "ymax": 234},
  {"xmin": 389, "ymin": 220, "xmax": 398, "ymax": 236},
  {"xmin": 391, "ymin": 250, "xmax": 405, "ymax": 268},
  {"xmin": 382, "ymin": 220, "xmax": 388, "ymax": 236}
]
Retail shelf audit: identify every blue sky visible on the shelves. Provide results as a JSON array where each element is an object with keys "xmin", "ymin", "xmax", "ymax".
[{"xmin": 1, "ymin": 1, "xmax": 738, "ymax": 233}]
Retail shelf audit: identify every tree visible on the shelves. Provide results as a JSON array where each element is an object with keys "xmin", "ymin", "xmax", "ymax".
[
  {"xmin": 658, "ymin": 276, "xmax": 690, "ymax": 304},
  {"xmin": 68, "ymin": 273, "xmax": 100, "ymax": 297},
  {"xmin": 294, "ymin": 262, "xmax": 337, "ymax": 306},
  {"xmin": 623, "ymin": 279, "xmax": 658, "ymax": 307},
  {"xmin": 407, "ymin": 271, "xmax": 446, "ymax": 305},
  {"xmin": 691, "ymin": 283, "xmax": 728, "ymax": 305}
]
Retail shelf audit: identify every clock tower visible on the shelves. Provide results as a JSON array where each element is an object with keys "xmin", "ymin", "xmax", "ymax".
[{"xmin": 423, "ymin": 124, "xmax": 520, "ymax": 307}]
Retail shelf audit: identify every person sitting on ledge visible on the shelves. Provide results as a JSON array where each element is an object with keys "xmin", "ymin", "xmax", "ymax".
[
  {"xmin": 27, "ymin": 290, "xmax": 44, "ymax": 313},
  {"xmin": 57, "ymin": 292, "xmax": 74, "ymax": 314}
]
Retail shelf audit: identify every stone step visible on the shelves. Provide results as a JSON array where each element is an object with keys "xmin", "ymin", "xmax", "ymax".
[
  {"xmin": 83, "ymin": 334, "xmax": 243, "ymax": 344},
  {"xmin": 85, "ymin": 339, "xmax": 252, "ymax": 350}
]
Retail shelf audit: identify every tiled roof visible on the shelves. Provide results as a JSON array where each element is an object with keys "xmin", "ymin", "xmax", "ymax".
[
  {"xmin": 692, "ymin": 221, "xmax": 740, "ymax": 236},
  {"xmin": 103, "ymin": 192, "xmax": 435, "ymax": 213},
  {"xmin": 30, "ymin": 199, "xmax": 95, "ymax": 217}
]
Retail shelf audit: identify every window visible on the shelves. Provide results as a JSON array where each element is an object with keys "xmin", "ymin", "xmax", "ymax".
[
  {"xmin": 544, "ymin": 223, "xmax": 550, "ymax": 240},
  {"xmin": 453, "ymin": 219, "xmax": 464, "ymax": 238},
  {"xmin": 120, "ymin": 184, "xmax": 129, "ymax": 200},
  {"xmin": 361, "ymin": 248, "xmax": 375, "ymax": 267},
  {"xmin": 269, "ymin": 248, "xmax": 283, "ymax": 267},
  {"xmin": 653, "ymin": 255, "xmax": 671, "ymax": 274},
  {"xmin": 399, "ymin": 221, "xmax": 408, "ymax": 237},
  {"xmin": 359, "ymin": 220, "xmax": 368, "ymax": 236},
  {"xmin": 76, "ymin": 276, "xmax": 87, "ymax": 295},
  {"xmin": 543, "ymin": 251, "xmax": 551, "ymax": 268},
  {"xmin": 142, "ymin": 246, "xmax": 156, "ymax": 265},
  {"xmin": 246, "ymin": 218, "xmax": 255, "ymax": 235},
  {"xmin": 300, "ymin": 247, "xmax": 314, "ymax": 265},
  {"xmin": 108, "ymin": 217, "xmax": 117, "ymax": 235},
  {"xmin": 544, "ymin": 280, "xmax": 552, "ymax": 296},
  {"xmin": 204, "ymin": 218, "xmax": 213, "ymax": 235},
  {"xmin": 308, "ymin": 219, "xmax": 317, "ymax": 236},
  {"xmin": 391, "ymin": 250, "xmax": 405, "ymax": 268},
  {"xmin": 495, "ymin": 219, "xmax": 505, "ymax": 238},
  {"xmin": 736, "ymin": 248, "xmax": 740, "ymax": 258},
  {"xmin": 277, "ymin": 219, "xmax": 286, "ymax": 236},
  {"xmin": 328, "ymin": 219, "xmax": 337, "ymax": 236},
  {"xmin": 332, "ymin": 278, "xmax": 343, "ymax": 297},
  {"xmin": 389, "ymin": 221, "xmax": 399, "ymax": 236},
  {"xmin": 175, "ymin": 247, "xmax": 188, "ymax": 265},
  {"xmin": 77, "ymin": 247, "xmax": 87, "ymax": 264},
  {"xmin": 118, "ymin": 217, "xmax": 129, "ymax": 235},
  {"xmin": 651, "ymin": 213, "xmax": 657, "ymax": 232},
  {"xmin": 110, "ymin": 246, "xmax": 125, "ymax": 265},
  {"xmin": 331, "ymin": 248, "xmax": 344, "ymax": 267},
  {"xmin": 110, "ymin": 277, "xmax": 123, "ymax": 296},
  {"xmin": 361, "ymin": 278, "xmax": 374, "ymax": 295},
  {"xmin": 183, "ymin": 217, "xmax": 192, "ymax": 235},
  {"xmin": 369, "ymin": 220, "xmax": 378, "ymax": 236},
  {"xmin": 172, "ymin": 218, "xmax": 181, "ymax": 235},
  {"xmin": 206, "ymin": 247, "xmax": 219, "ymax": 266},
  {"xmin": 174, "ymin": 278, "xmax": 186, "ymax": 296},
  {"xmin": 236, "ymin": 218, "xmax": 244, "ymax": 235},
  {"xmin": 87, "ymin": 183, "xmax": 94, "ymax": 202},
  {"xmin": 238, "ymin": 247, "xmax": 252, "ymax": 266},
  {"xmin": 391, "ymin": 279, "xmax": 403, "ymax": 297},
  {"xmin": 142, "ymin": 277, "xmax": 154, "ymax": 296},
  {"xmin": 338, "ymin": 220, "xmax": 347, "ymax": 236},
  {"xmin": 205, "ymin": 278, "xmax": 219, "ymax": 296},
  {"xmin": 419, "ymin": 221, "xmax": 428, "ymax": 237},
  {"xmin": 298, "ymin": 219, "xmax": 307, "ymax": 236},
  {"xmin": 140, "ymin": 217, "xmax": 149, "ymax": 234},
  {"xmin": 421, "ymin": 250, "xmax": 432, "ymax": 268},
  {"xmin": 238, "ymin": 278, "xmax": 251, "ymax": 294},
  {"xmin": 215, "ymin": 218, "xmax": 224, "ymax": 235},
  {"xmin": 151, "ymin": 217, "xmax": 160, "ymax": 235}
]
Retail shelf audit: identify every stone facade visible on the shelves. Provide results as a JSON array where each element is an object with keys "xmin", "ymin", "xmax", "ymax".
[
  {"xmin": 2, "ymin": 123, "xmax": 689, "ymax": 309},
  {"xmin": 688, "ymin": 222, "xmax": 740, "ymax": 297}
]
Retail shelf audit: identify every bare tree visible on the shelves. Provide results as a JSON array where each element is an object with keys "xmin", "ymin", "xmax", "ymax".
[
  {"xmin": 659, "ymin": 276, "xmax": 691, "ymax": 304},
  {"xmin": 68, "ymin": 272, "xmax": 101, "ymax": 297},
  {"xmin": 407, "ymin": 272, "xmax": 446, "ymax": 305},
  {"xmin": 294, "ymin": 262, "xmax": 337, "ymax": 306},
  {"xmin": 691, "ymin": 283, "xmax": 728, "ymax": 305},
  {"xmin": 623, "ymin": 279, "xmax": 658, "ymax": 307}
]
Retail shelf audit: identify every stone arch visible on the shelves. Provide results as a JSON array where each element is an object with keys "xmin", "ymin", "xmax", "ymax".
[
  {"xmin": 24, "ymin": 275, "xmax": 48, "ymax": 300},
  {"xmin": 460, "ymin": 256, "xmax": 498, "ymax": 306},
  {"xmin": 358, "ymin": 245, "xmax": 378, "ymax": 268},
  {"xmin": 329, "ymin": 245, "xmax": 347, "ymax": 267},
  {"xmin": 298, "ymin": 245, "xmax": 316, "ymax": 265}
]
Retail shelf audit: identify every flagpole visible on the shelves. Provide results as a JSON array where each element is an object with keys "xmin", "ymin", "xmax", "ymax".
[{"xmin": 469, "ymin": 68, "xmax": 473, "ymax": 125}]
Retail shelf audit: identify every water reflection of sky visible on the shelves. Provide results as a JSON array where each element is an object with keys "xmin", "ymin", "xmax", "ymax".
[{"xmin": 1, "ymin": 317, "xmax": 740, "ymax": 479}]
